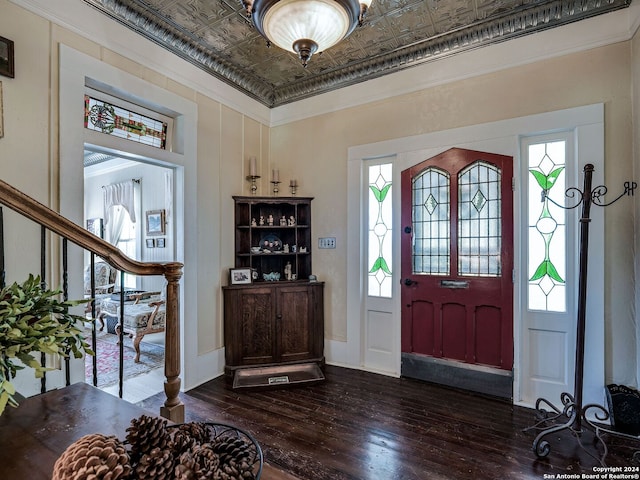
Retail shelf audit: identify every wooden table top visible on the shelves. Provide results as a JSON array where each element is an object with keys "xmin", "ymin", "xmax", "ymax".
[{"xmin": 0, "ymin": 382, "xmax": 153, "ymax": 479}]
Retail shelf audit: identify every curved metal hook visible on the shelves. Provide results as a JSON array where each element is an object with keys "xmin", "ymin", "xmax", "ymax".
[
  {"xmin": 542, "ymin": 187, "xmax": 584, "ymax": 210},
  {"xmin": 592, "ymin": 181, "xmax": 637, "ymax": 207},
  {"xmin": 540, "ymin": 181, "xmax": 636, "ymax": 210}
]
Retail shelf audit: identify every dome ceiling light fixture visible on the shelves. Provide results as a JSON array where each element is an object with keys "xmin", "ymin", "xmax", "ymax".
[{"xmin": 241, "ymin": 0, "xmax": 373, "ymax": 67}]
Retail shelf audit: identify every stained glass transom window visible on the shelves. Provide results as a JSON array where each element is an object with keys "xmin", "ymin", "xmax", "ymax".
[
  {"xmin": 368, "ymin": 163, "xmax": 393, "ymax": 297},
  {"xmin": 528, "ymin": 140, "xmax": 567, "ymax": 312},
  {"xmin": 412, "ymin": 168, "xmax": 450, "ymax": 275},
  {"xmin": 84, "ymin": 95, "xmax": 168, "ymax": 149},
  {"xmin": 458, "ymin": 161, "xmax": 501, "ymax": 276}
]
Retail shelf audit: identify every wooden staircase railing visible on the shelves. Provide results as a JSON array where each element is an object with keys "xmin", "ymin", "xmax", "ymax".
[{"xmin": 0, "ymin": 178, "xmax": 184, "ymax": 422}]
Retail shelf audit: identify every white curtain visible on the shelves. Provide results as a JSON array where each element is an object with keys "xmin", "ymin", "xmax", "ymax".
[
  {"xmin": 105, "ymin": 205, "xmax": 126, "ymax": 246},
  {"xmin": 103, "ymin": 181, "xmax": 136, "ymax": 226},
  {"xmin": 164, "ymin": 171, "xmax": 172, "ymax": 224}
]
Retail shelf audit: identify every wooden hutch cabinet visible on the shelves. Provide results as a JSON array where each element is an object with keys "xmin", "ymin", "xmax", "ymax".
[{"xmin": 223, "ymin": 196, "xmax": 325, "ymax": 388}]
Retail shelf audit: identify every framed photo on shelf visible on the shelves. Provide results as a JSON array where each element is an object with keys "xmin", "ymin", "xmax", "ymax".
[
  {"xmin": 146, "ymin": 238, "xmax": 155, "ymax": 248},
  {"xmin": 230, "ymin": 267, "xmax": 252, "ymax": 285},
  {"xmin": 0, "ymin": 36, "xmax": 14, "ymax": 78},
  {"xmin": 86, "ymin": 218, "xmax": 104, "ymax": 238},
  {"xmin": 145, "ymin": 209, "xmax": 166, "ymax": 236},
  {"xmin": 156, "ymin": 238, "xmax": 166, "ymax": 248}
]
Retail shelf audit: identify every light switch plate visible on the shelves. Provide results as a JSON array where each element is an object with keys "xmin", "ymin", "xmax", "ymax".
[{"xmin": 318, "ymin": 237, "xmax": 336, "ymax": 249}]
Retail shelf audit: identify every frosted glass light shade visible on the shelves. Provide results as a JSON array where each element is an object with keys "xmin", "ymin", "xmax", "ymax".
[{"xmin": 262, "ymin": 0, "xmax": 351, "ymax": 53}]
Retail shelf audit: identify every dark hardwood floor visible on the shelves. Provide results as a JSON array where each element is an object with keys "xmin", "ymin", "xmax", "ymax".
[{"xmin": 140, "ymin": 365, "xmax": 640, "ymax": 480}]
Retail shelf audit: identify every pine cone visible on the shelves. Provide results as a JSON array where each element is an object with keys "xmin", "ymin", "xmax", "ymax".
[
  {"xmin": 176, "ymin": 422, "xmax": 210, "ymax": 444},
  {"xmin": 173, "ymin": 443, "xmax": 223, "ymax": 479},
  {"xmin": 52, "ymin": 433, "xmax": 132, "ymax": 480},
  {"xmin": 212, "ymin": 436, "xmax": 257, "ymax": 480},
  {"xmin": 171, "ymin": 428, "xmax": 199, "ymax": 456},
  {"xmin": 126, "ymin": 414, "xmax": 171, "ymax": 462},
  {"xmin": 193, "ymin": 443, "xmax": 221, "ymax": 475},
  {"xmin": 174, "ymin": 451, "xmax": 212, "ymax": 480},
  {"xmin": 135, "ymin": 447, "xmax": 175, "ymax": 480},
  {"xmin": 213, "ymin": 437, "xmax": 252, "ymax": 464},
  {"xmin": 174, "ymin": 452, "xmax": 198, "ymax": 480},
  {"xmin": 170, "ymin": 422, "xmax": 210, "ymax": 456}
]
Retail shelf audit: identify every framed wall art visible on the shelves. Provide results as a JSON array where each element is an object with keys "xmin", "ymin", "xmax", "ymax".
[
  {"xmin": 146, "ymin": 238, "xmax": 155, "ymax": 248},
  {"xmin": 145, "ymin": 209, "xmax": 166, "ymax": 236},
  {"xmin": 156, "ymin": 238, "xmax": 166, "ymax": 248},
  {"xmin": 86, "ymin": 218, "xmax": 104, "ymax": 238},
  {"xmin": 230, "ymin": 268, "xmax": 252, "ymax": 285},
  {"xmin": 0, "ymin": 36, "xmax": 14, "ymax": 78}
]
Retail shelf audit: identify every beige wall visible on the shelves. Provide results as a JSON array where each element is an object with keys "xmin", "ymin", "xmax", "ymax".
[
  {"xmin": 0, "ymin": 0, "xmax": 637, "ymax": 386},
  {"xmin": 0, "ymin": 0, "xmax": 267, "ymax": 364},
  {"xmin": 271, "ymin": 42, "xmax": 636, "ymax": 385},
  {"xmin": 0, "ymin": 2, "xmax": 50, "ymax": 280}
]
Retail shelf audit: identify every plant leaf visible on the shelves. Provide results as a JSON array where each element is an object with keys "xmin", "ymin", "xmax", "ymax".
[
  {"xmin": 546, "ymin": 261, "xmax": 565, "ymax": 283},
  {"xmin": 0, "ymin": 274, "xmax": 93, "ymax": 414},
  {"xmin": 530, "ymin": 170, "xmax": 548, "ymax": 190},
  {"xmin": 529, "ymin": 261, "xmax": 548, "ymax": 281},
  {"xmin": 546, "ymin": 167, "xmax": 564, "ymax": 188}
]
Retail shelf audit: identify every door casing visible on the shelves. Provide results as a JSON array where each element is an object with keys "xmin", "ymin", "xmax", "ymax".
[{"xmin": 345, "ymin": 104, "xmax": 605, "ymax": 408}]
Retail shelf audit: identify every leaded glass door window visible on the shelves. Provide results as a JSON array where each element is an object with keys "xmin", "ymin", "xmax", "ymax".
[
  {"xmin": 458, "ymin": 162, "xmax": 502, "ymax": 276},
  {"xmin": 412, "ymin": 167, "xmax": 450, "ymax": 275}
]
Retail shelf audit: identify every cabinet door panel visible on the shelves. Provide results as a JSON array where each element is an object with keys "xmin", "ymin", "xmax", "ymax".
[
  {"xmin": 239, "ymin": 289, "xmax": 277, "ymax": 365},
  {"xmin": 278, "ymin": 287, "xmax": 312, "ymax": 362}
]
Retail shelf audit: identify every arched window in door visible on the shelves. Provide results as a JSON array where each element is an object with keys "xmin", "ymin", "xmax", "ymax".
[
  {"xmin": 458, "ymin": 161, "xmax": 502, "ymax": 277},
  {"xmin": 412, "ymin": 167, "xmax": 450, "ymax": 275}
]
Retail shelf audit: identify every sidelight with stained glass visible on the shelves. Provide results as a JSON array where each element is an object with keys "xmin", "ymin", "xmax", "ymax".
[
  {"xmin": 527, "ymin": 141, "xmax": 567, "ymax": 312},
  {"xmin": 368, "ymin": 163, "xmax": 393, "ymax": 297}
]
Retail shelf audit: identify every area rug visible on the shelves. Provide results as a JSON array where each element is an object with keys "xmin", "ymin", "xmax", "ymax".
[{"xmin": 83, "ymin": 328, "xmax": 164, "ymax": 388}]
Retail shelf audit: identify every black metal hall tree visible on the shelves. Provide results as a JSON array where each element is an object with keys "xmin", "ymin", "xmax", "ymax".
[{"xmin": 525, "ymin": 163, "xmax": 638, "ymax": 465}]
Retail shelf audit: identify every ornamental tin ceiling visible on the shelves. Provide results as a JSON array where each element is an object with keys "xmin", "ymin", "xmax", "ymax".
[{"xmin": 82, "ymin": 0, "xmax": 632, "ymax": 108}]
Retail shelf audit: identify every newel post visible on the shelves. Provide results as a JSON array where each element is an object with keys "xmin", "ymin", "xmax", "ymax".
[{"xmin": 160, "ymin": 263, "xmax": 184, "ymax": 422}]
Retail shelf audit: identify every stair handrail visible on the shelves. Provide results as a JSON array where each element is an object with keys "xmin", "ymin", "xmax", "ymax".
[
  {"xmin": 0, "ymin": 179, "xmax": 181, "ymax": 275},
  {"xmin": 0, "ymin": 178, "xmax": 185, "ymax": 422}
]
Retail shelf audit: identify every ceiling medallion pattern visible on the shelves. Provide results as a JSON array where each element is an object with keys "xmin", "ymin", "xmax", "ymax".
[{"xmin": 82, "ymin": 0, "xmax": 632, "ymax": 108}]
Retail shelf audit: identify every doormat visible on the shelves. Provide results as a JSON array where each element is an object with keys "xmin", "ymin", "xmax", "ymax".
[
  {"xmin": 233, "ymin": 363, "xmax": 325, "ymax": 389},
  {"xmin": 83, "ymin": 327, "xmax": 164, "ymax": 388}
]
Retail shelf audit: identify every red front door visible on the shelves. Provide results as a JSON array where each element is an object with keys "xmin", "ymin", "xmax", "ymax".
[{"xmin": 401, "ymin": 148, "xmax": 513, "ymax": 370}]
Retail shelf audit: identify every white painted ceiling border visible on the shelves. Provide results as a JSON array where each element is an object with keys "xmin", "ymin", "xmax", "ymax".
[{"xmin": 11, "ymin": 0, "xmax": 640, "ymax": 128}]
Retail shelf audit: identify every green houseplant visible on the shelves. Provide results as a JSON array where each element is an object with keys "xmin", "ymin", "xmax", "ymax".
[{"xmin": 0, "ymin": 274, "xmax": 93, "ymax": 415}]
